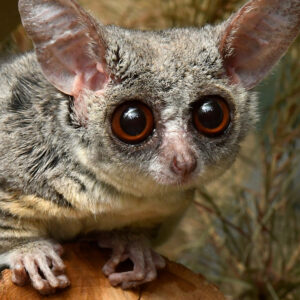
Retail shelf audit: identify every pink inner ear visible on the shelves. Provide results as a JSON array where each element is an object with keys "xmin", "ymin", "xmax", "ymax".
[
  {"xmin": 220, "ymin": 0, "xmax": 300, "ymax": 90},
  {"xmin": 19, "ymin": 0, "xmax": 109, "ymax": 97}
]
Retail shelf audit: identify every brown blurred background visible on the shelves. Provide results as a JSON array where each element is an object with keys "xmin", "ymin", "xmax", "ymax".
[{"xmin": 0, "ymin": 1, "xmax": 19, "ymax": 41}]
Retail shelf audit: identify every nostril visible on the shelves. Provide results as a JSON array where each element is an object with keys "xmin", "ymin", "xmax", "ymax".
[
  {"xmin": 171, "ymin": 154, "xmax": 197, "ymax": 176},
  {"xmin": 173, "ymin": 156, "xmax": 182, "ymax": 172}
]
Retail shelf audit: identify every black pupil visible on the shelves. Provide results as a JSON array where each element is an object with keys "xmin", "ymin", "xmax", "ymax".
[
  {"xmin": 197, "ymin": 99, "xmax": 224, "ymax": 129},
  {"xmin": 120, "ymin": 106, "xmax": 146, "ymax": 136}
]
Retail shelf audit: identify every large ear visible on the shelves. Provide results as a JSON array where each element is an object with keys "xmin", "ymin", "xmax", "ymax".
[
  {"xmin": 18, "ymin": 0, "xmax": 109, "ymax": 97},
  {"xmin": 220, "ymin": 0, "xmax": 300, "ymax": 90}
]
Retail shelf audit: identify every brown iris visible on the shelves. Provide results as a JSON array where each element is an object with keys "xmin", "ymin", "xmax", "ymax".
[
  {"xmin": 112, "ymin": 101, "xmax": 154, "ymax": 144},
  {"xmin": 193, "ymin": 96, "xmax": 230, "ymax": 136}
]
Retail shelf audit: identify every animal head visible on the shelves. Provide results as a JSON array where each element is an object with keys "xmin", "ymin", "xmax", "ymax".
[{"xmin": 18, "ymin": 0, "xmax": 300, "ymax": 193}]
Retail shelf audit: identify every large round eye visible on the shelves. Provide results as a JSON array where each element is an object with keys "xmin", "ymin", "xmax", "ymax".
[
  {"xmin": 112, "ymin": 101, "xmax": 154, "ymax": 144},
  {"xmin": 193, "ymin": 96, "xmax": 230, "ymax": 136}
]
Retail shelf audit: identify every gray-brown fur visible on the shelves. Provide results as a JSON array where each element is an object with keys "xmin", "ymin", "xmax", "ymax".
[{"xmin": 0, "ymin": 0, "xmax": 299, "ymax": 294}]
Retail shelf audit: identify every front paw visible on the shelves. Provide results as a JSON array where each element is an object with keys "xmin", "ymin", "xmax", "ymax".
[
  {"xmin": 98, "ymin": 233, "xmax": 166, "ymax": 289},
  {"xmin": 8, "ymin": 240, "xmax": 70, "ymax": 295}
]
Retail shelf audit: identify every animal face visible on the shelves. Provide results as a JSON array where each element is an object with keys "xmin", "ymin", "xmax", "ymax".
[{"xmin": 18, "ymin": 0, "xmax": 300, "ymax": 191}]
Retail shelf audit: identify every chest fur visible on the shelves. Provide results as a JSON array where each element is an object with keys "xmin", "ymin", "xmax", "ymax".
[{"xmin": 46, "ymin": 177, "xmax": 194, "ymax": 240}]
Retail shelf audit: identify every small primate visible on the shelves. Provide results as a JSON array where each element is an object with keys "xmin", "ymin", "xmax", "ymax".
[{"xmin": 0, "ymin": 0, "xmax": 299, "ymax": 294}]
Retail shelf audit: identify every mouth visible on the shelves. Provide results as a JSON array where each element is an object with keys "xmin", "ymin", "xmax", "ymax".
[{"xmin": 155, "ymin": 172, "xmax": 196, "ymax": 187}]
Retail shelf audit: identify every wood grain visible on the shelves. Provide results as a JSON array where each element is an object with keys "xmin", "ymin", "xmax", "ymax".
[{"xmin": 0, "ymin": 243, "xmax": 225, "ymax": 300}]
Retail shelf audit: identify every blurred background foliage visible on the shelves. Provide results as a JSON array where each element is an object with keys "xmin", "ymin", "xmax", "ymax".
[{"xmin": 0, "ymin": 0, "xmax": 299, "ymax": 299}]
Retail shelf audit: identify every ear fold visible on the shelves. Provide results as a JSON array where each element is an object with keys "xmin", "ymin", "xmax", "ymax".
[
  {"xmin": 18, "ymin": 0, "xmax": 109, "ymax": 97},
  {"xmin": 220, "ymin": 0, "xmax": 300, "ymax": 90}
]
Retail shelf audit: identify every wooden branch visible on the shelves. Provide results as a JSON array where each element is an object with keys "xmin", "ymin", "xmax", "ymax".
[{"xmin": 0, "ymin": 242, "xmax": 225, "ymax": 299}]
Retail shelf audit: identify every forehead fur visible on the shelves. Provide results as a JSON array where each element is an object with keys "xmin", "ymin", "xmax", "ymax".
[{"xmin": 104, "ymin": 25, "xmax": 224, "ymax": 89}]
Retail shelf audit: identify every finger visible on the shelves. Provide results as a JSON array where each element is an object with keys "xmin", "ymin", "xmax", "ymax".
[
  {"xmin": 152, "ymin": 251, "xmax": 166, "ymax": 269},
  {"xmin": 102, "ymin": 244, "xmax": 125, "ymax": 276},
  {"xmin": 108, "ymin": 245, "xmax": 146, "ymax": 287},
  {"xmin": 11, "ymin": 260, "xmax": 28, "ymax": 286},
  {"xmin": 56, "ymin": 274, "xmax": 71, "ymax": 289},
  {"xmin": 143, "ymin": 248, "xmax": 157, "ymax": 282},
  {"xmin": 48, "ymin": 251, "xmax": 65, "ymax": 272},
  {"xmin": 36, "ymin": 255, "xmax": 60, "ymax": 288},
  {"xmin": 53, "ymin": 244, "xmax": 64, "ymax": 256},
  {"xmin": 23, "ymin": 255, "xmax": 53, "ymax": 294},
  {"xmin": 129, "ymin": 243, "xmax": 145, "ymax": 277},
  {"xmin": 119, "ymin": 249, "xmax": 162, "ymax": 289},
  {"xmin": 108, "ymin": 270, "xmax": 144, "ymax": 287}
]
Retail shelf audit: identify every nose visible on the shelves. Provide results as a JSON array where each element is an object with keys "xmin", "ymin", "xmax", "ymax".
[{"xmin": 171, "ymin": 152, "xmax": 197, "ymax": 177}]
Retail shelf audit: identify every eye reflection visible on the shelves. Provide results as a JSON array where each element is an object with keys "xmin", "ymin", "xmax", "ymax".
[
  {"xmin": 120, "ymin": 107, "xmax": 147, "ymax": 136},
  {"xmin": 124, "ymin": 108, "xmax": 140, "ymax": 120}
]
